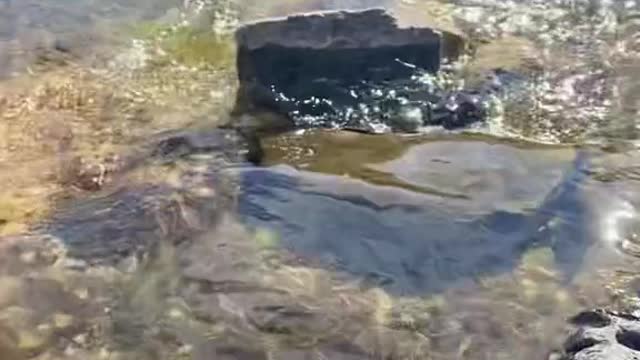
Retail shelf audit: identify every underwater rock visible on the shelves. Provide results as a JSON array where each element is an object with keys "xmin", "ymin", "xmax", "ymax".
[
  {"xmin": 233, "ymin": 8, "xmax": 468, "ymax": 132},
  {"xmin": 562, "ymin": 310, "xmax": 640, "ymax": 360},
  {"xmin": 236, "ymin": 132, "xmax": 592, "ymax": 294},
  {"xmin": 33, "ymin": 128, "xmax": 251, "ymax": 264}
]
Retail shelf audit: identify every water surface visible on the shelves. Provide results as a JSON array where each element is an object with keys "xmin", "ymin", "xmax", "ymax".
[{"xmin": 0, "ymin": 1, "xmax": 639, "ymax": 359}]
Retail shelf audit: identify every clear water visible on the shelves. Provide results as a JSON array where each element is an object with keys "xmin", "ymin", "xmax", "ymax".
[{"xmin": 0, "ymin": 1, "xmax": 639, "ymax": 359}]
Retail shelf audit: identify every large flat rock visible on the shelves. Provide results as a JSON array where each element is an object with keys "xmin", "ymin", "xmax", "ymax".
[
  {"xmin": 233, "ymin": 8, "xmax": 465, "ymax": 131},
  {"xmin": 234, "ymin": 132, "xmax": 593, "ymax": 294}
]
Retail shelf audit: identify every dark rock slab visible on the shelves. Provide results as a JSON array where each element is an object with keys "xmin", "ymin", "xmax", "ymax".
[
  {"xmin": 562, "ymin": 310, "xmax": 640, "ymax": 360},
  {"xmin": 233, "ymin": 8, "xmax": 467, "ymax": 132}
]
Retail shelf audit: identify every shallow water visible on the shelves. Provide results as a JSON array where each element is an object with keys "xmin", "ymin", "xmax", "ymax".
[
  {"xmin": 238, "ymin": 132, "xmax": 589, "ymax": 294},
  {"xmin": 0, "ymin": 0, "xmax": 640, "ymax": 359}
]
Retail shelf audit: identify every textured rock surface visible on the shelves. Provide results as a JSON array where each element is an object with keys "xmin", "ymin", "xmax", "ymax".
[
  {"xmin": 233, "ymin": 8, "xmax": 466, "ymax": 132},
  {"xmin": 237, "ymin": 132, "xmax": 592, "ymax": 294},
  {"xmin": 36, "ymin": 128, "xmax": 251, "ymax": 265},
  {"xmin": 563, "ymin": 310, "xmax": 640, "ymax": 360}
]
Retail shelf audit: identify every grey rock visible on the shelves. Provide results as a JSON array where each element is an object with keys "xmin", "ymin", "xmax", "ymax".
[{"xmin": 562, "ymin": 310, "xmax": 640, "ymax": 360}]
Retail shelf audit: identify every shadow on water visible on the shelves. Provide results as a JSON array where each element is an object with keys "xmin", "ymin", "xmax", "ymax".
[
  {"xmin": 530, "ymin": 151, "xmax": 592, "ymax": 281},
  {"xmin": 236, "ymin": 133, "xmax": 594, "ymax": 296}
]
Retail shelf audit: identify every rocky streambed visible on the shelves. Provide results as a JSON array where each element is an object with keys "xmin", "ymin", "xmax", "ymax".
[{"xmin": 0, "ymin": 1, "xmax": 640, "ymax": 360}]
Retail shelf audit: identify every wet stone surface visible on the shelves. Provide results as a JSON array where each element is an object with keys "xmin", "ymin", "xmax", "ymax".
[
  {"xmin": 35, "ymin": 128, "xmax": 251, "ymax": 265},
  {"xmin": 1, "ymin": 1, "xmax": 640, "ymax": 359},
  {"xmin": 236, "ymin": 130, "xmax": 592, "ymax": 295},
  {"xmin": 562, "ymin": 310, "xmax": 640, "ymax": 360},
  {"xmin": 233, "ymin": 8, "xmax": 501, "ymax": 133}
]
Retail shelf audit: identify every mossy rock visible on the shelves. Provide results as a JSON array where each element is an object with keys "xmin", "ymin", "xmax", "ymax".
[
  {"xmin": 129, "ymin": 21, "xmax": 236, "ymax": 68},
  {"xmin": 161, "ymin": 27, "xmax": 235, "ymax": 68}
]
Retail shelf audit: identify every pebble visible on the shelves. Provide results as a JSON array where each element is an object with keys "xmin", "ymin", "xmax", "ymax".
[
  {"xmin": 59, "ymin": 258, "xmax": 88, "ymax": 271},
  {"xmin": 19, "ymin": 251, "xmax": 37, "ymax": 264},
  {"xmin": 52, "ymin": 313, "xmax": 74, "ymax": 330},
  {"xmin": 177, "ymin": 344, "xmax": 193, "ymax": 356},
  {"xmin": 190, "ymin": 186, "xmax": 216, "ymax": 198},
  {"xmin": 74, "ymin": 288, "xmax": 89, "ymax": 301},
  {"xmin": 167, "ymin": 308, "xmax": 185, "ymax": 320},
  {"xmin": 396, "ymin": 106, "xmax": 424, "ymax": 132},
  {"xmin": 17, "ymin": 329, "xmax": 49, "ymax": 351},
  {"xmin": 72, "ymin": 333, "xmax": 87, "ymax": 346},
  {"xmin": 548, "ymin": 351, "xmax": 563, "ymax": 360}
]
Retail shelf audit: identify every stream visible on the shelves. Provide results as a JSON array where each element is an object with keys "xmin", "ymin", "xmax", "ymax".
[{"xmin": 0, "ymin": 0, "xmax": 639, "ymax": 359}]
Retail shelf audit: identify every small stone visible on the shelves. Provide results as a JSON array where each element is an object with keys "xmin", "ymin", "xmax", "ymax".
[
  {"xmin": 72, "ymin": 333, "xmax": 87, "ymax": 346},
  {"xmin": 548, "ymin": 351, "xmax": 563, "ymax": 360},
  {"xmin": 52, "ymin": 313, "xmax": 74, "ymax": 329},
  {"xmin": 19, "ymin": 251, "xmax": 37, "ymax": 264},
  {"xmin": 17, "ymin": 330, "xmax": 49, "ymax": 351},
  {"xmin": 59, "ymin": 258, "xmax": 88, "ymax": 271},
  {"xmin": 167, "ymin": 308, "xmax": 185, "ymax": 320},
  {"xmin": 36, "ymin": 324, "xmax": 52, "ymax": 333},
  {"xmin": 395, "ymin": 106, "xmax": 424, "ymax": 132},
  {"xmin": 74, "ymin": 288, "xmax": 89, "ymax": 301},
  {"xmin": 190, "ymin": 186, "xmax": 216, "ymax": 198},
  {"xmin": 177, "ymin": 344, "xmax": 193, "ymax": 356}
]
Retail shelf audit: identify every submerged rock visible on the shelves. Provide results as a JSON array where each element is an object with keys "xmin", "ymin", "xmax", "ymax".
[
  {"xmin": 562, "ymin": 310, "xmax": 640, "ymax": 360},
  {"xmin": 235, "ymin": 131, "xmax": 593, "ymax": 294},
  {"xmin": 233, "ymin": 8, "xmax": 470, "ymax": 132},
  {"xmin": 31, "ymin": 128, "xmax": 251, "ymax": 265}
]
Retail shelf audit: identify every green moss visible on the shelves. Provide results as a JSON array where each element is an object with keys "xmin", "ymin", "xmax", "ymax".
[
  {"xmin": 128, "ymin": 20, "xmax": 236, "ymax": 69},
  {"xmin": 520, "ymin": 247, "xmax": 555, "ymax": 271},
  {"xmin": 161, "ymin": 27, "xmax": 235, "ymax": 68},
  {"xmin": 0, "ymin": 194, "xmax": 47, "ymax": 235},
  {"xmin": 254, "ymin": 228, "xmax": 280, "ymax": 249}
]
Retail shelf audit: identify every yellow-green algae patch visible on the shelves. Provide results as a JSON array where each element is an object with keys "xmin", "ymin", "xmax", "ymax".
[
  {"xmin": 127, "ymin": 20, "xmax": 236, "ymax": 69},
  {"xmin": 0, "ymin": 17, "xmax": 238, "ymax": 234},
  {"xmin": 161, "ymin": 27, "xmax": 235, "ymax": 68}
]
